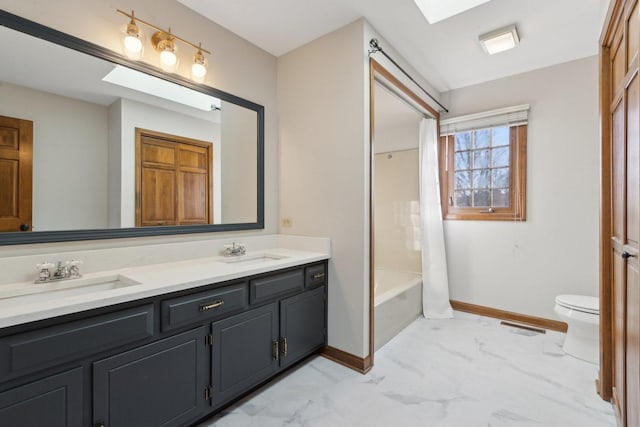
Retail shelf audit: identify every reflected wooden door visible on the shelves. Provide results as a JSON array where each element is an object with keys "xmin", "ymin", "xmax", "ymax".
[
  {"xmin": 136, "ymin": 129, "xmax": 212, "ymax": 227},
  {"xmin": 0, "ymin": 115, "xmax": 32, "ymax": 232}
]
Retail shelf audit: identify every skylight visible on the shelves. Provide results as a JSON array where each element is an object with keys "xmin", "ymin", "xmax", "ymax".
[
  {"xmin": 413, "ymin": 0, "xmax": 491, "ymax": 24},
  {"xmin": 102, "ymin": 65, "xmax": 221, "ymax": 112}
]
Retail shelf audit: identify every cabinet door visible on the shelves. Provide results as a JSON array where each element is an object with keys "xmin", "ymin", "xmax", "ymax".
[
  {"xmin": 93, "ymin": 327, "xmax": 207, "ymax": 427},
  {"xmin": 211, "ymin": 302, "xmax": 278, "ymax": 408},
  {"xmin": 279, "ymin": 286, "xmax": 326, "ymax": 368},
  {"xmin": 0, "ymin": 367, "xmax": 82, "ymax": 427}
]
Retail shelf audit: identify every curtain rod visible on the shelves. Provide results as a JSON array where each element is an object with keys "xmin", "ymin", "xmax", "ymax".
[{"xmin": 368, "ymin": 38, "xmax": 449, "ymax": 113}]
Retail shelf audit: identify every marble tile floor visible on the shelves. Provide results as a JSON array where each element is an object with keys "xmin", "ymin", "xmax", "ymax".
[{"xmin": 199, "ymin": 311, "xmax": 614, "ymax": 427}]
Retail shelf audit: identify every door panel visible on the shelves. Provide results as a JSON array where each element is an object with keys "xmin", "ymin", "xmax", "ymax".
[
  {"xmin": 140, "ymin": 168, "xmax": 176, "ymax": 225},
  {"xmin": 614, "ymin": 252, "xmax": 627, "ymax": 421},
  {"xmin": 627, "ymin": 75, "xmax": 640, "ymax": 245},
  {"xmin": 627, "ymin": 262, "xmax": 640, "ymax": 427},
  {"xmin": 628, "ymin": 3, "xmax": 639, "ymax": 68},
  {"xmin": 279, "ymin": 286, "xmax": 326, "ymax": 368},
  {"xmin": 179, "ymin": 171, "xmax": 208, "ymax": 223},
  {"xmin": 210, "ymin": 303, "xmax": 278, "ymax": 408},
  {"xmin": 613, "ymin": 102, "xmax": 625, "ymax": 241},
  {"xmin": 0, "ymin": 115, "xmax": 32, "ymax": 232},
  {"xmin": 93, "ymin": 327, "xmax": 207, "ymax": 427},
  {"xmin": 0, "ymin": 368, "xmax": 82, "ymax": 427}
]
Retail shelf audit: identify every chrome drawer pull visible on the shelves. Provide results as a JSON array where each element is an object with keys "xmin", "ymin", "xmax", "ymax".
[
  {"xmin": 312, "ymin": 272, "xmax": 325, "ymax": 280},
  {"xmin": 199, "ymin": 300, "xmax": 224, "ymax": 311}
]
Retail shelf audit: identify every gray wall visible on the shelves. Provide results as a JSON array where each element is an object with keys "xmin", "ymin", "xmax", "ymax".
[{"xmin": 440, "ymin": 55, "xmax": 600, "ymax": 320}]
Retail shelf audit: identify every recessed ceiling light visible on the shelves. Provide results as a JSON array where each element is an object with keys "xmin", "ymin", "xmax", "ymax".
[
  {"xmin": 479, "ymin": 24, "xmax": 520, "ymax": 55},
  {"xmin": 413, "ymin": 0, "xmax": 491, "ymax": 24}
]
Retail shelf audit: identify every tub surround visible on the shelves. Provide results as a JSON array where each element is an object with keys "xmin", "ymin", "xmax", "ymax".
[
  {"xmin": 0, "ymin": 234, "xmax": 330, "ymax": 328},
  {"xmin": 373, "ymin": 269, "xmax": 422, "ymax": 351}
]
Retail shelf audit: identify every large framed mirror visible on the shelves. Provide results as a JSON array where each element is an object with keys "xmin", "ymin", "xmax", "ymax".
[{"xmin": 0, "ymin": 10, "xmax": 264, "ymax": 245}]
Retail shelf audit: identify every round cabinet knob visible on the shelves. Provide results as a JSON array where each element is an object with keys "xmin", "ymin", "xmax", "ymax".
[
  {"xmin": 622, "ymin": 251, "xmax": 637, "ymax": 259},
  {"xmin": 19, "ymin": 223, "xmax": 29, "ymax": 231}
]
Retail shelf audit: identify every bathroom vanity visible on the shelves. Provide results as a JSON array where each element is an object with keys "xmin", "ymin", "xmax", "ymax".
[
  {"xmin": 0, "ymin": 11, "xmax": 330, "ymax": 426},
  {"xmin": 0, "ymin": 255, "xmax": 328, "ymax": 427}
]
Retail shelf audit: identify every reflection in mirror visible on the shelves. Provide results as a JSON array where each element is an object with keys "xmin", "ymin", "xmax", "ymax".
[{"xmin": 0, "ymin": 21, "xmax": 259, "ymax": 240}]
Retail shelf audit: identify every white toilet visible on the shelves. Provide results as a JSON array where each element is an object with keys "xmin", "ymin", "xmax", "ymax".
[{"xmin": 554, "ymin": 294, "xmax": 600, "ymax": 364}]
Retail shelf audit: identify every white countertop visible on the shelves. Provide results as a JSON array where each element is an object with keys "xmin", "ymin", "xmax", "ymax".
[{"xmin": 0, "ymin": 248, "xmax": 329, "ymax": 329}]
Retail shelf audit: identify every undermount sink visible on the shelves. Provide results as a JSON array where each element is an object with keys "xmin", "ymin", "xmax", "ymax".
[
  {"xmin": 221, "ymin": 253, "xmax": 289, "ymax": 266},
  {"xmin": 0, "ymin": 274, "xmax": 141, "ymax": 309}
]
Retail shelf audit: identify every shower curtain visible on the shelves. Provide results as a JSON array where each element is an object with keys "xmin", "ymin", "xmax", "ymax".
[{"xmin": 419, "ymin": 118, "xmax": 454, "ymax": 319}]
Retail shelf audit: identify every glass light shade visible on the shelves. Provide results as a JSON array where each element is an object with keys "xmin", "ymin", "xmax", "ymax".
[
  {"xmin": 124, "ymin": 35, "xmax": 143, "ymax": 55},
  {"xmin": 121, "ymin": 22, "xmax": 144, "ymax": 60},
  {"xmin": 191, "ymin": 49, "xmax": 207, "ymax": 82},
  {"xmin": 160, "ymin": 50, "xmax": 177, "ymax": 66},
  {"xmin": 159, "ymin": 41, "xmax": 179, "ymax": 73},
  {"xmin": 192, "ymin": 62, "xmax": 207, "ymax": 80}
]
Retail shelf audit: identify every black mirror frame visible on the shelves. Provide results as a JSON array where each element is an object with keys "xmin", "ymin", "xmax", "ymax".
[{"xmin": 0, "ymin": 10, "xmax": 265, "ymax": 245}]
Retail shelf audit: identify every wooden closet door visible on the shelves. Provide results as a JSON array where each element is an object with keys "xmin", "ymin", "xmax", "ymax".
[
  {"xmin": 0, "ymin": 115, "xmax": 32, "ymax": 232},
  {"xmin": 607, "ymin": 2, "xmax": 640, "ymax": 425}
]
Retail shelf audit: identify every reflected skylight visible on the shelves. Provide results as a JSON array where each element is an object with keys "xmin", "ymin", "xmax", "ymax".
[{"xmin": 102, "ymin": 65, "xmax": 221, "ymax": 111}]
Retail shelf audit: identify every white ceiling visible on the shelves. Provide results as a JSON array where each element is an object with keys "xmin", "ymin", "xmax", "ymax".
[{"xmin": 177, "ymin": 0, "xmax": 610, "ymax": 92}]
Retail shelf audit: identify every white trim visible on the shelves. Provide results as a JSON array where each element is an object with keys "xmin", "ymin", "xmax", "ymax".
[{"xmin": 440, "ymin": 104, "xmax": 529, "ymax": 135}]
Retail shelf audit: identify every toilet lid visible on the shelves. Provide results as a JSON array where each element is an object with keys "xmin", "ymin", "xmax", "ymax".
[{"xmin": 555, "ymin": 295, "xmax": 599, "ymax": 315}]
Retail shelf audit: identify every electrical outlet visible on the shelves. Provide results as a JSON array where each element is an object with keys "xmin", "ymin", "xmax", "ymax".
[{"xmin": 281, "ymin": 218, "xmax": 292, "ymax": 228}]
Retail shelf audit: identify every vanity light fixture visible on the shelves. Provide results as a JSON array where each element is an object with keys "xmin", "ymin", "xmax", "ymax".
[
  {"xmin": 117, "ymin": 9, "xmax": 211, "ymax": 78},
  {"xmin": 479, "ymin": 24, "xmax": 520, "ymax": 55}
]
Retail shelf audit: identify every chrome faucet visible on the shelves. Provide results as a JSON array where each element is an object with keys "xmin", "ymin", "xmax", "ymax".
[
  {"xmin": 52, "ymin": 261, "xmax": 69, "ymax": 280},
  {"xmin": 223, "ymin": 242, "xmax": 246, "ymax": 257},
  {"xmin": 35, "ymin": 260, "xmax": 82, "ymax": 284}
]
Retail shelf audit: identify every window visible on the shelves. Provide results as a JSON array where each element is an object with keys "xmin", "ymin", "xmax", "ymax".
[{"xmin": 439, "ymin": 106, "xmax": 528, "ymax": 221}]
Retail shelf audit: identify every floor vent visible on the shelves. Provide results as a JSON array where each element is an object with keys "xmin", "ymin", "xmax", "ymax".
[{"xmin": 500, "ymin": 321, "xmax": 546, "ymax": 334}]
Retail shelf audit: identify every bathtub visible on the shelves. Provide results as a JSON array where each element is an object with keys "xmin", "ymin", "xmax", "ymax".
[{"xmin": 374, "ymin": 269, "xmax": 422, "ymax": 351}]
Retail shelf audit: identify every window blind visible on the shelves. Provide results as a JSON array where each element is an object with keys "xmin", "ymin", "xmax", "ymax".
[{"xmin": 440, "ymin": 104, "xmax": 529, "ymax": 135}]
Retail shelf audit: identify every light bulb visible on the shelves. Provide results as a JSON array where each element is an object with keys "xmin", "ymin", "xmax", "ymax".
[
  {"xmin": 157, "ymin": 36, "xmax": 178, "ymax": 73},
  {"xmin": 124, "ymin": 35, "xmax": 142, "ymax": 55},
  {"xmin": 160, "ymin": 50, "xmax": 177, "ymax": 67},
  {"xmin": 192, "ymin": 63, "xmax": 206, "ymax": 79},
  {"xmin": 191, "ymin": 47, "xmax": 207, "ymax": 81}
]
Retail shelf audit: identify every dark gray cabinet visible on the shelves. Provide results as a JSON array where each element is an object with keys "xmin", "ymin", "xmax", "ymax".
[
  {"xmin": 0, "ymin": 261, "xmax": 327, "ymax": 427},
  {"xmin": 210, "ymin": 303, "xmax": 279, "ymax": 407},
  {"xmin": 210, "ymin": 283, "xmax": 326, "ymax": 407},
  {"xmin": 93, "ymin": 327, "xmax": 207, "ymax": 427},
  {"xmin": 0, "ymin": 367, "xmax": 83, "ymax": 427},
  {"xmin": 280, "ymin": 286, "xmax": 326, "ymax": 368}
]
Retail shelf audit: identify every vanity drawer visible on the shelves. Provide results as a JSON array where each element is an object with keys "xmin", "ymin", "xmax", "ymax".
[
  {"xmin": 305, "ymin": 264, "xmax": 326, "ymax": 289},
  {"xmin": 161, "ymin": 282, "xmax": 248, "ymax": 331},
  {"xmin": 0, "ymin": 305, "xmax": 154, "ymax": 379},
  {"xmin": 250, "ymin": 270, "xmax": 304, "ymax": 305}
]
